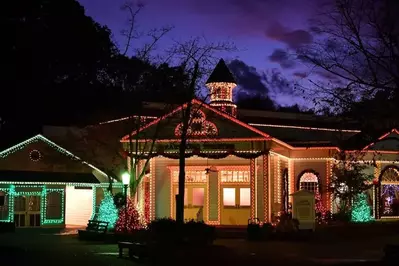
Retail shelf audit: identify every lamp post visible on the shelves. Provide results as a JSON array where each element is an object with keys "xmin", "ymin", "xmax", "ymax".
[{"xmin": 122, "ymin": 172, "xmax": 130, "ymax": 234}]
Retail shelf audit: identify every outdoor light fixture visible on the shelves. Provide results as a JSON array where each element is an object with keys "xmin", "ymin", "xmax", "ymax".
[
  {"xmin": 121, "ymin": 171, "xmax": 130, "ymax": 234},
  {"xmin": 122, "ymin": 172, "xmax": 130, "ymax": 186}
]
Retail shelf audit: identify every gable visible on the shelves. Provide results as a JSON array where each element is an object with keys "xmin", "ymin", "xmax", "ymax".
[
  {"xmin": 0, "ymin": 134, "xmax": 105, "ymax": 175},
  {"xmin": 363, "ymin": 129, "xmax": 399, "ymax": 151},
  {"xmin": 121, "ymin": 99, "xmax": 271, "ymax": 142}
]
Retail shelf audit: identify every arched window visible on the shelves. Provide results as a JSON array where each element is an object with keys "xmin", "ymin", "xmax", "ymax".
[
  {"xmin": 381, "ymin": 167, "xmax": 399, "ymax": 183},
  {"xmin": 380, "ymin": 166, "xmax": 399, "ymax": 216},
  {"xmin": 299, "ymin": 172, "xmax": 319, "ymax": 193}
]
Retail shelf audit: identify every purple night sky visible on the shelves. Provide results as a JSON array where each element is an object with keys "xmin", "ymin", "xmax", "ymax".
[{"xmin": 78, "ymin": 0, "xmax": 322, "ymax": 107}]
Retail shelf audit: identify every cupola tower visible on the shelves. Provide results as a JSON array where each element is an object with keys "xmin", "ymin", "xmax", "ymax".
[{"xmin": 206, "ymin": 59, "xmax": 237, "ymax": 117}]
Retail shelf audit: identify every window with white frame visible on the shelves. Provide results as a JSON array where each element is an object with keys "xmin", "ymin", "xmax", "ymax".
[
  {"xmin": 172, "ymin": 171, "xmax": 207, "ymax": 183},
  {"xmin": 299, "ymin": 172, "xmax": 319, "ymax": 193},
  {"xmin": 221, "ymin": 170, "xmax": 250, "ymax": 182}
]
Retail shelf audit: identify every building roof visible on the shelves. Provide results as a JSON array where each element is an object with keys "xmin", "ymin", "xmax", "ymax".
[
  {"xmin": 250, "ymin": 123, "xmax": 360, "ymax": 147},
  {"xmin": 121, "ymin": 99, "xmax": 271, "ymax": 142},
  {"xmin": 206, "ymin": 59, "xmax": 236, "ymax": 84}
]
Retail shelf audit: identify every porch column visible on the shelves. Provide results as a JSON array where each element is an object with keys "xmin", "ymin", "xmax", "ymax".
[
  {"xmin": 149, "ymin": 158, "xmax": 156, "ymax": 221},
  {"xmin": 325, "ymin": 160, "xmax": 332, "ymax": 212},
  {"xmin": 250, "ymin": 158, "xmax": 256, "ymax": 219},
  {"xmin": 374, "ymin": 161, "xmax": 381, "ymax": 219},
  {"xmin": 262, "ymin": 154, "xmax": 269, "ymax": 222},
  {"xmin": 207, "ymin": 171, "xmax": 220, "ymax": 225}
]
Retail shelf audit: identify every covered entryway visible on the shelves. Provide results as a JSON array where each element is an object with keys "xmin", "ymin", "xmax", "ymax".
[
  {"xmin": 171, "ymin": 169, "xmax": 207, "ymax": 221},
  {"xmin": 14, "ymin": 195, "xmax": 41, "ymax": 227},
  {"xmin": 220, "ymin": 169, "xmax": 251, "ymax": 225}
]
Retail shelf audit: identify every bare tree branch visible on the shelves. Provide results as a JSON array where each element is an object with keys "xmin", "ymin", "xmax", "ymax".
[
  {"xmin": 120, "ymin": 1, "xmax": 144, "ymax": 56},
  {"xmin": 299, "ymin": 0, "xmax": 399, "ymax": 115}
]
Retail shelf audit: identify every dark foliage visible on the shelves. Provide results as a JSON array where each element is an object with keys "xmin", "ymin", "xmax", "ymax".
[{"xmin": 147, "ymin": 218, "xmax": 215, "ymax": 245}]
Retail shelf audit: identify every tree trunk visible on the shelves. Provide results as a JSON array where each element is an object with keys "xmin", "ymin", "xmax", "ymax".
[
  {"xmin": 176, "ymin": 62, "xmax": 198, "ymax": 224},
  {"xmin": 176, "ymin": 106, "xmax": 190, "ymax": 224}
]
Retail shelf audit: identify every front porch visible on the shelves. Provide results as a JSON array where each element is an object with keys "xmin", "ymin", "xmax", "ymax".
[
  {"xmin": 0, "ymin": 182, "xmax": 123, "ymax": 228},
  {"xmin": 137, "ymin": 153, "xmax": 271, "ymax": 226}
]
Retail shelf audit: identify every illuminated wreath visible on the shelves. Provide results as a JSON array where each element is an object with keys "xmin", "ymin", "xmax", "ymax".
[
  {"xmin": 29, "ymin": 149, "xmax": 42, "ymax": 162},
  {"xmin": 174, "ymin": 109, "xmax": 218, "ymax": 137}
]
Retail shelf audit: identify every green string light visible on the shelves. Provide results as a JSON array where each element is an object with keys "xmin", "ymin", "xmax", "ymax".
[
  {"xmin": 90, "ymin": 185, "xmax": 98, "ymax": 220},
  {"xmin": 0, "ymin": 183, "xmax": 116, "ymax": 225},
  {"xmin": 351, "ymin": 193, "xmax": 374, "ymax": 223},
  {"xmin": 0, "ymin": 185, "xmax": 65, "ymax": 224},
  {"xmin": 97, "ymin": 190, "xmax": 118, "ymax": 229},
  {"xmin": 0, "ymin": 134, "xmax": 107, "ymax": 176}
]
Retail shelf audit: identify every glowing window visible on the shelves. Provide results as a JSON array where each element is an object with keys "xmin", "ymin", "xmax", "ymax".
[
  {"xmin": 223, "ymin": 188, "xmax": 236, "ymax": 206},
  {"xmin": 221, "ymin": 171, "xmax": 250, "ymax": 182},
  {"xmin": 299, "ymin": 172, "xmax": 319, "ymax": 193},
  {"xmin": 382, "ymin": 167, "xmax": 399, "ymax": 183},
  {"xmin": 192, "ymin": 188, "xmax": 204, "ymax": 206},
  {"xmin": 173, "ymin": 171, "xmax": 207, "ymax": 183},
  {"xmin": 239, "ymin": 188, "xmax": 251, "ymax": 206}
]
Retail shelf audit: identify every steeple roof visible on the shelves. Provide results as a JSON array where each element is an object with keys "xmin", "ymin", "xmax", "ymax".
[{"xmin": 206, "ymin": 59, "xmax": 236, "ymax": 84}]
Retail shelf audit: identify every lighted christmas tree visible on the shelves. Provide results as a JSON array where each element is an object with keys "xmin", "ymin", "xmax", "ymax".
[
  {"xmin": 351, "ymin": 193, "xmax": 373, "ymax": 223},
  {"xmin": 315, "ymin": 192, "xmax": 327, "ymax": 224},
  {"xmin": 97, "ymin": 191, "xmax": 118, "ymax": 229},
  {"xmin": 115, "ymin": 197, "xmax": 144, "ymax": 233}
]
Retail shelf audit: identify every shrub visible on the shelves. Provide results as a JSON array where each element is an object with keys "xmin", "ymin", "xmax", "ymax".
[
  {"xmin": 247, "ymin": 218, "xmax": 262, "ymax": 241},
  {"xmin": 147, "ymin": 218, "xmax": 215, "ymax": 245},
  {"xmin": 332, "ymin": 210, "xmax": 351, "ymax": 222},
  {"xmin": 276, "ymin": 212, "xmax": 299, "ymax": 233},
  {"xmin": 184, "ymin": 220, "xmax": 215, "ymax": 245},
  {"xmin": 262, "ymin": 223, "xmax": 274, "ymax": 239}
]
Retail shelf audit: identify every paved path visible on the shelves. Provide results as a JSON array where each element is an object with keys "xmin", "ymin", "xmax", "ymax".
[
  {"xmin": 1, "ymin": 228, "xmax": 396, "ymax": 265},
  {"xmin": 0, "ymin": 230, "xmax": 132, "ymax": 266}
]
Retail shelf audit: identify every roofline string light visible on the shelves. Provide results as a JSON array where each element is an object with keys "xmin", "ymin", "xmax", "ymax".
[{"xmin": 0, "ymin": 134, "xmax": 108, "ymax": 177}]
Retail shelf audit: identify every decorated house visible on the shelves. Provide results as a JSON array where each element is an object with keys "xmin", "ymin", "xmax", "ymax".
[
  {"xmin": 0, "ymin": 134, "xmax": 122, "ymax": 228},
  {"xmin": 1, "ymin": 59, "xmax": 399, "ymax": 228},
  {"xmin": 122, "ymin": 59, "xmax": 399, "ymax": 225}
]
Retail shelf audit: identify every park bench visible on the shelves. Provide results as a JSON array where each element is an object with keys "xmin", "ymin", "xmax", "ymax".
[
  {"xmin": 118, "ymin": 241, "xmax": 148, "ymax": 261},
  {"xmin": 78, "ymin": 220, "xmax": 109, "ymax": 241}
]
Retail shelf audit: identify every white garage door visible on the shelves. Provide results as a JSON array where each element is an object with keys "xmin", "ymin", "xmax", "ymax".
[{"xmin": 65, "ymin": 186, "xmax": 93, "ymax": 226}]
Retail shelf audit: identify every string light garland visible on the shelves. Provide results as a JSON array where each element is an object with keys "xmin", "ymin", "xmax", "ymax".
[
  {"xmin": 250, "ymin": 158, "xmax": 256, "ymax": 219},
  {"xmin": 315, "ymin": 192, "xmax": 327, "ymax": 224},
  {"xmin": 121, "ymin": 98, "xmax": 271, "ymax": 142},
  {"xmin": 174, "ymin": 110, "xmax": 218, "ymax": 137},
  {"xmin": 0, "ymin": 185, "xmax": 65, "ymax": 224},
  {"xmin": 207, "ymin": 82, "xmax": 237, "ymax": 117},
  {"xmin": 115, "ymin": 197, "xmax": 145, "ymax": 233},
  {"xmin": 0, "ymin": 134, "xmax": 107, "ymax": 176},
  {"xmin": 263, "ymin": 154, "xmax": 269, "ymax": 223},
  {"xmin": 144, "ymin": 183, "xmax": 150, "ymax": 223},
  {"xmin": 29, "ymin": 149, "xmax": 42, "ymax": 162}
]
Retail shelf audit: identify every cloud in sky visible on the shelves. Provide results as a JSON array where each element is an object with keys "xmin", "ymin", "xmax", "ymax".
[
  {"xmin": 268, "ymin": 49, "xmax": 296, "ymax": 69},
  {"xmin": 265, "ymin": 22, "xmax": 313, "ymax": 49}
]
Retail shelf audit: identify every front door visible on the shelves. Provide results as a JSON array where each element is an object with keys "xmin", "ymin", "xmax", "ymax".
[
  {"xmin": 221, "ymin": 186, "xmax": 251, "ymax": 225},
  {"xmin": 14, "ymin": 196, "xmax": 41, "ymax": 227}
]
